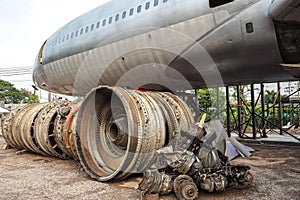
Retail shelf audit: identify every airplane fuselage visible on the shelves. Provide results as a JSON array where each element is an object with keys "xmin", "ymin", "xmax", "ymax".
[{"xmin": 33, "ymin": 0, "xmax": 300, "ymax": 95}]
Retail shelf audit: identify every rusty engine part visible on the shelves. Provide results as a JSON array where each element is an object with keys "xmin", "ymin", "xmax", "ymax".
[
  {"xmin": 2, "ymin": 86, "xmax": 194, "ymax": 181},
  {"xmin": 2, "ymin": 85, "xmax": 253, "ymax": 198},
  {"xmin": 138, "ymin": 122, "xmax": 253, "ymax": 199},
  {"xmin": 138, "ymin": 169, "xmax": 175, "ymax": 195},
  {"xmin": 2, "ymin": 108, "xmax": 20, "ymax": 149},
  {"xmin": 2, "ymin": 100, "xmax": 79, "ymax": 160},
  {"xmin": 75, "ymin": 86, "xmax": 194, "ymax": 181},
  {"xmin": 173, "ymin": 175, "xmax": 199, "ymax": 200},
  {"xmin": 191, "ymin": 164, "xmax": 253, "ymax": 192},
  {"xmin": 169, "ymin": 151, "xmax": 196, "ymax": 174}
]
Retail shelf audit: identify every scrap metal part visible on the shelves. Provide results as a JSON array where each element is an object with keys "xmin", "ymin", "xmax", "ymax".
[
  {"xmin": 138, "ymin": 120, "xmax": 254, "ymax": 199},
  {"xmin": 173, "ymin": 175, "xmax": 199, "ymax": 200},
  {"xmin": 138, "ymin": 169, "xmax": 175, "ymax": 195},
  {"xmin": 2, "ymin": 100, "xmax": 79, "ymax": 160},
  {"xmin": 75, "ymin": 86, "xmax": 194, "ymax": 181}
]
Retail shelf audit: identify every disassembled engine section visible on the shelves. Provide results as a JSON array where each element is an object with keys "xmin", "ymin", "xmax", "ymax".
[
  {"xmin": 75, "ymin": 86, "xmax": 194, "ymax": 181},
  {"xmin": 1, "ymin": 86, "xmax": 254, "ymax": 199},
  {"xmin": 2, "ymin": 100, "xmax": 79, "ymax": 160},
  {"xmin": 138, "ymin": 120, "xmax": 254, "ymax": 200},
  {"xmin": 1, "ymin": 86, "xmax": 194, "ymax": 181}
]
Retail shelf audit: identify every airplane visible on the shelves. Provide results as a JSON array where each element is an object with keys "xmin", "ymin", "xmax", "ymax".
[
  {"xmin": 10, "ymin": 0, "xmax": 300, "ymax": 183},
  {"xmin": 32, "ymin": 0, "xmax": 300, "ymax": 96}
]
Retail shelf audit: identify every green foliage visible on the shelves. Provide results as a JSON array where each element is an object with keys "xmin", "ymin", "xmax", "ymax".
[
  {"xmin": 265, "ymin": 90, "xmax": 277, "ymax": 103},
  {"xmin": 0, "ymin": 79, "xmax": 39, "ymax": 104},
  {"xmin": 198, "ymin": 88, "xmax": 226, "ymax": 121}
]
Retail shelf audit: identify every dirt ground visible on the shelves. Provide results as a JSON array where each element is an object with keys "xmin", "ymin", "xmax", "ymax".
[{"xmin": 0, "ymin": 136, "xmax": 300, "ymax": 200}]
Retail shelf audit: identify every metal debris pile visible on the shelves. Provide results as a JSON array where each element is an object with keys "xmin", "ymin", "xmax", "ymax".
[
  {"xmin": 138, "ymin": 119, "xmax": 254, "ymax": 200},
  {"xmin": 1, "ymin": 100, "xmax": 79, "ymax": 160}
]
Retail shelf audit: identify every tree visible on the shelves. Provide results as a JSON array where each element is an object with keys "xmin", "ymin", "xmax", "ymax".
[
  {"xmin": 198, "ymin": 88, "xmax": 226, "ymax": 121},
  {"xmin": 265, "ymin": 90, "xmax": 277, "ymax": 103},
  {"xmin": 0, "ymin": 79, "xmax": 39, "ymax": 104}
]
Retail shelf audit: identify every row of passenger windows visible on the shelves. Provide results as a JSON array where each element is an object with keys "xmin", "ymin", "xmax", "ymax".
[{"xmin": 55, "ymin": 0, "xmax": 169, "ymax": 45}]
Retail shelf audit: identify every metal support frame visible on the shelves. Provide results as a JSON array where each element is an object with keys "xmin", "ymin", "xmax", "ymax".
[
  {"xmin": 251, "ymin": 84, "xmax": 257, "ymax": 139},
  {"xmin": 277, "ymin": 82, "xmax": 283, "ymax": 135},
  {"xmin": 261, "ymin": 83, "xmax": 267, "ymax": 138},
  {"xmin": 226, "ymin": 86, "xmax": 231, "ymax": 137},
  {"xmin": 236, "ymin": 85, "xmax": 242, "ymax": 137}
]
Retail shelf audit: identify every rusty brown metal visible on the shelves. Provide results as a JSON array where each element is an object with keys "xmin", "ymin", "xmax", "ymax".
[
  {"xmin": 2, "ymin": 109, "xmax": 19, "ymax": 149},
  {"xmin": 19, "ymin": 103, "xmax": 49, "ymax": 155},
  {"xmin": 75, "ymin": 86, "xmax": 194, "ymax": 181},
  {"xmin": 11, "ymin": 105, "xmax": 32, "ymax": 149},
  {"xmin": 34, "ymin": 102, "xmax": 71, "ymax": 159}
]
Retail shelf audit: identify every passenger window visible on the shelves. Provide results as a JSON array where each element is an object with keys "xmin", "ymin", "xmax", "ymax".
[
  {"xmin": 130, "ymin": 8, "xmax": 134, "ymax": 16},
  {"xmin": 75, "ymin": 30, "xmax": 79, "ymax": 37},
  {"xmin": 85, "ymin": 26, "xmax": 89, "ymax": 33},
  {"xmin": 163, "ymin": 0, "xmax": 168, "ymax": 3},
  {"xmin": 103, "ymin": 19, "xmax": 107, "ymax": 26},
  {"xmin": 96, "ymin": 22, "xmax": 100, "ymax": 28},
  {"xmin": 145, "ymin": 2, "xmax": 150, "ymax": 10},
  {"xmin": 91, "ymin": 24, "xmax": 94, "ymax": 31},
  {"xmin": 62, "ymin": 36, "xmax": 65, "ymax": 42},
  {"xmin": 246, "ymin": 22, "xmax": 254, "ymax": 33},
  {"xmin": 209, "ymin": 0, "xmax": 234, "ymax": 8},
  {"xmin": 115, "ymin": 14, "xmax": 119, "ymax": 21},
  {"xmin": 154, "ymin": 0, "xmax": 159, "ymax": 6},
  {"xmin": 137, "ymin": 5, "xmax": 142, "ymax": 13},
  {"xmin": 122, "ymin": 11, "xmax": 126, "ymax": 19},
  {"xmin": 58, "ymin": 38, "xmax": 61, "ymax": 44},
  {"xmin": 109, "ymin": 17, "xmax": 113, "ymax": 24},
  {"xmin": 71, "ymin": 32, "xmax": 74, "ymax": 39},
  {"xmin": 80, "ymin": 28, "xmax": 84, "ymax": 35},
  {"xmin": 66, "ymin": 34, "xmax": 69, "ymax": 40}
]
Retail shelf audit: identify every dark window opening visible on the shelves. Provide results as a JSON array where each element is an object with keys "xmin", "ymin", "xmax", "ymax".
[
  {"xmin": 209, "ymin": 0, "xmax": 234, "ymax": 8},
  {"xmin": 102, "ymin": 19, "xmax": 107, "ymax": 26},
  {"xmin": 96, "ymin": 21, "xmax": 100, "ymax": 28},
  {"xmin": 71, "ymin": 32, "xmax": 74, "ymax": 39},
  {"xmin": 154, "ymin": 0, "xmax": 159, "ymax": 6},
  {"xmin": 75, "ymin": 31, "xmax": 79, "ymax": 37},
  {"xmin": 130, "ymin": 8, "xmax": 134, "ymax": 16},
  {"xmin": 137, "ymin": 5, "xmax": 142, "ymax": 13},
  {"xmin": 115, "ymin": 14, "xmax": 119, "ymax": 21},
  {"xmin": 66, "ymin": 34, "xmax": 69, "ymax": 40},
  {"xmin": 80, "ymin": 28, "xmax": 84, "ymax": 35},
  {"xmin": 62, "ymin": 36, "xmax": 65, "ymax": 42},
  {"xmin": 85, "ymin": 26, "xmax": 89, "ymax": 33},
  {"xmin": 163, "ymin": 0, "xmax": 168, "ymax": 3},
  {"xmin": 145, "ymin": 2, "xmax": 150, "ymax": 10},
  {"xmin": 109, "ymin": 17, "xmax": 113, "ymax": 24},
  {"xmin": 246, "ymin": 22, "xmax": 254, "ymax": 33},
  {"xmin": 122, "ymin": 11, "xmax": 126, "ymax": 19},
  {"xmin": 58, "ymin": 38, "xmax": 61, "ymax": 44},
  {"xmin": 91, "ymin": 24, "xmax": 94, "ymax": 31}
]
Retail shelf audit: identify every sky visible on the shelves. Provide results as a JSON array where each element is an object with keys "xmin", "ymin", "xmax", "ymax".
[{"xmin": 0, "ymin": 0, "xmax": 109, "ymax": 101}]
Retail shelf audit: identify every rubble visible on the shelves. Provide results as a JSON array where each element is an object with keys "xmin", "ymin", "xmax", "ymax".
[{"xmin": 138, "ymin": 119, "xmax": 254, "ymax": 200}]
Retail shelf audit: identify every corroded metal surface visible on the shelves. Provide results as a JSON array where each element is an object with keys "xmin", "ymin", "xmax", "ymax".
[
  {"xmin": 2, "ymin": 109, "xmax": 19, "ymax": 149},
  {"xmin": 2, "ymin": 86, "xmax": 194, "ymax": 182},
  {"xmin": 19, "ymin": 103, "xmax": 48, "ymax": 155},
  {"xmin": 2, "ymin": 100, "xmax": 79, "ymax": 160},
  {"xmin": 76, "ymin": 86, "xmax": 194, "ymax": 181}
]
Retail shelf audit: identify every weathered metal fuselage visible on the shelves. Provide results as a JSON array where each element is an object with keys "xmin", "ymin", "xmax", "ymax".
[{"xmin": 33, "ymin": 0, "xmax": 300, "ymax": 96}]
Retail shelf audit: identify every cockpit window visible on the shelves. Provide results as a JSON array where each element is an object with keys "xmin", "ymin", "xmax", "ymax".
[{"xmin": 209, "ymin": 0, "xmax": 234, "ymax": 8}]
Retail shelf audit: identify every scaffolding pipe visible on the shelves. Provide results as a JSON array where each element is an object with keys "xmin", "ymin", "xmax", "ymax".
[
  {"xmin": 226, "ymin": 86, "xmax": 231, "ymax": 137},
  {"xmin": 237, "ymin": 85, "xmax": 242, "ymax": 137},
  {"xmin": 251, "ymin": 84, "xmax": 257, "ymax": 139},
  {"xmin": 261, "ymin": 84, "xmax": 267, "ymax": 138}
]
